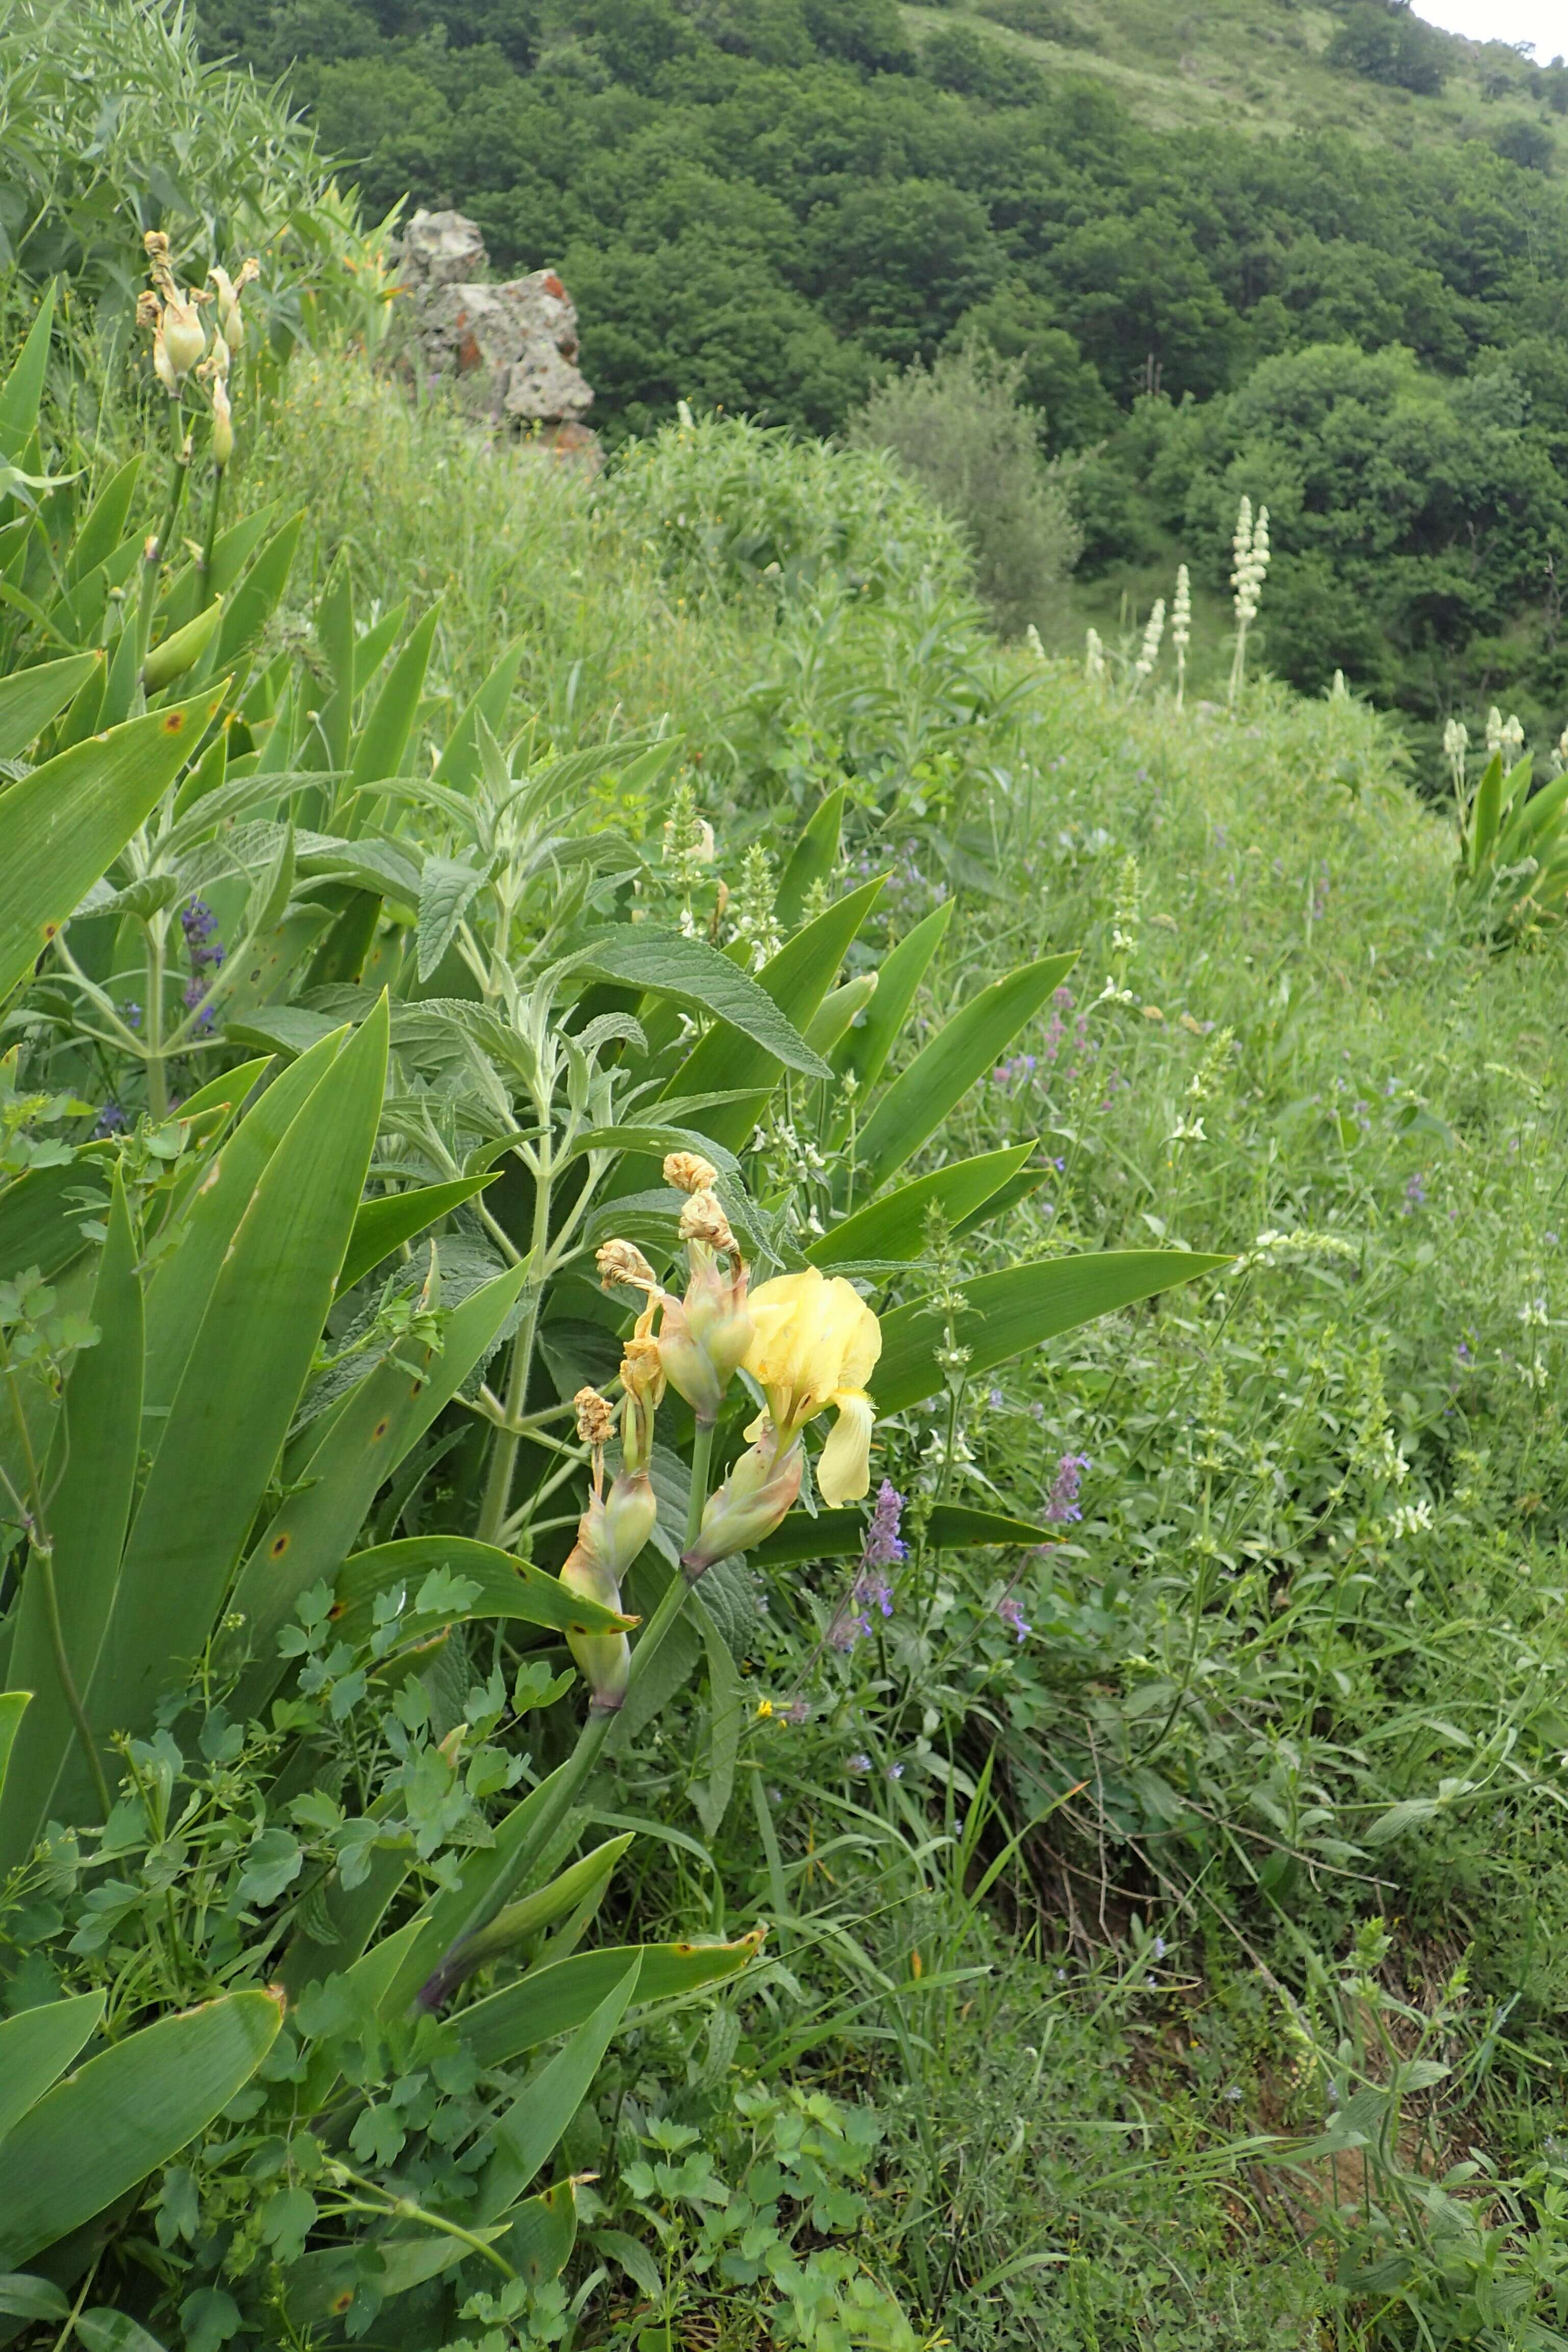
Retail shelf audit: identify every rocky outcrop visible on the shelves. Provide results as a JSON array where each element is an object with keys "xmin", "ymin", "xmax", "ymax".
[{"xmin": 389, "ymin": 209, "xmax": 598, "ymax": 457}]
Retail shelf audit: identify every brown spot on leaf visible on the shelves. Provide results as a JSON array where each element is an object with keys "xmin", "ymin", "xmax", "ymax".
[
  {"xmin": 162, "ymin": 709, "xmax": 185, "ymax": 732},
  {"xmin": 372, "ymin": 1417, "xmax": 390, "ymax": 1441},
  {"xmin": 269, "ymin": 1531, "xmax": 291, "ymax": 1559}
]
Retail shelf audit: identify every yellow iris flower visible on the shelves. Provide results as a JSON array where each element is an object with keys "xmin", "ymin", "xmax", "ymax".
[{"xmin": 743, "ymin": 1267, "xmax": 881, "ymax": 1506}]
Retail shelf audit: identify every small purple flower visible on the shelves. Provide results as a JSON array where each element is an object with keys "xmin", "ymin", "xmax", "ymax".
[
  {"xmin": 1403, "ymin": 1172, "xmax": 1427, "ymax": 1214},
  {"xmin": 778, "ymin": 1699, "xmax": 811, "ymax": 1725},
  {"xmin": 181, "ymin": 897, "xmax": 218, "ymax": 952},
  {"xmin": 1150, "ymin": 1935, "xmax": 1167, "ymax": 1961},
  {"xmin": 996, "ymin": 1594, "xmax": 1031, "ymax": 1642},
  {"xmin": 1456, "ymin": 1339, "xmax": 1474, "ymax": 1366},
  {"xmin": 122, "ymin": 1000, "xmax": 142, "ymax": 1030},
  {"xmin": 1045, "ymin": 1452, "xmax": 1090, "ymax": 1524},
  {"xmin": 988, "ymin": 1386, "xmax": 1005, "ymax": 1409},
  {"xmin": 92, "ymin": 1102, "xmax": 127, "ymax": 1138},
  {"xmin": 886, "ymin": 1762, "xmax": 904, "ymax": 1781},
  {"xmin": 862, "ymin": 1479, "xmax": 906, "ymax": 1572},
  {"xmin": 846, "ymin": 1751, "xmax": 871, "ymax": 1775}
]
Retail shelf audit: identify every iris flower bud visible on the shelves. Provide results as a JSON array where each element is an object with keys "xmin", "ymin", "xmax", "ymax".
[
  {"xmin": 161, "ymin": 289, "xmax": 206, "ymax": 382},
  {"xmin": 664, "ymin": 1149, "xmax": 718, "ymax": 1194},
  {"xmin": 681, "ymin": 1420, "xmax": 804, "ymax": 1579}
]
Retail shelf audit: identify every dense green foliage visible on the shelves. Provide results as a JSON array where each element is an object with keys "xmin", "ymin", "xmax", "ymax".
[
  {"xmin": 18, "ymin": 10, "xmax": 1568, "ymax": 2349},
  {"xmin": 186, "ymin": 0, "xmax": 1568, "ymax": 737}
]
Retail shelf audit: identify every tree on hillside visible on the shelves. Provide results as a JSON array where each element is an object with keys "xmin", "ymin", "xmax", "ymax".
[
  {"xmin": 1326, "ymin": 3, "xmax": 1448, "ymax": 97},
  {"xmin": 847, "ymin": 341, "xmax": 1083, "ymax": 634}
]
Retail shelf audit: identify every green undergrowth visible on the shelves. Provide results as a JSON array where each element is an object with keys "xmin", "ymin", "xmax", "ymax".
[
  {"xmin": 17, "ymin": 320, "xmax": 1568, "ymax": 2346},
  {"xmin": 239, "ymin": 365, "xmax": 1568, "ymax": 2344}
]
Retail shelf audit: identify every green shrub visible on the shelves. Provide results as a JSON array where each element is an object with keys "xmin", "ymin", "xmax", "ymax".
[
  {"xmin": 846, "ymin": 341, "xmax": 1083, "ymax": 638},
  {"xmin": 601, "ymin": 405, "xmax": 971, "ymax": 611}
]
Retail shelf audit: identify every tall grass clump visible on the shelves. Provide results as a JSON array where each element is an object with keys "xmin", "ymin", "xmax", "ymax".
[{"xmin": 0, "ymin": 0, "xmax": 390, "ymax": 367}]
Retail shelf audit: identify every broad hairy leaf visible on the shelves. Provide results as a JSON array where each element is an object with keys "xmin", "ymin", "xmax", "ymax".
[
  {"xmin": 0, "ymin": 1992, "xmax": 282, "ymax": 2269},
  {"xmin": 416, "ymin": 852, "xmax": 486, "ymax": 980},
  {"xmin": 874, "ymin": 1249, "xmax": 1231, "ymax": 1414},
  {"xmin": 654, "ymin": 878, "xmax": 887, "ymax": 1151},
  {"xmin": 572, "ymin": 928, "xmax": 829, "ymax": 1080}
]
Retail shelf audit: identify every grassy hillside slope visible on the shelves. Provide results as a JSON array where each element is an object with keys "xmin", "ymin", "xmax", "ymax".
[
  {"xmin": 905, "ymin": 0, "xmax": 1568, "ymax": 157},
  {"xmin": 186, "ymin": 0, "xmax": 1568, "ymax": 754}
]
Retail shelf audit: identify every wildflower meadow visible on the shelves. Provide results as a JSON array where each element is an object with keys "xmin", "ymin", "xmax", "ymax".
[{"xmin": 9, "ymin": 8, "xmax": 1568, "ymax": 2351}]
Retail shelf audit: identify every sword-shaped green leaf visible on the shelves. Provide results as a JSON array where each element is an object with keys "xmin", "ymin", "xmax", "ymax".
[
  {"xmin": 874, "ymin": 1248, "xmax": 1231, "ymax": 1414},
  {"xmin": 337, "ymin": 1174, "xmax": 497, "ymax": 1295},
  {"xmin": 776, "ymin": 785, "xmax": 845, "ymax": 929},
  {"xmin": 216, "ymin": 511, "xmax": 304, "ymax": 669},
  {"xmin": 329, "ymin": 1535, "xmax": 632, "ymax": 1650},
  {"xmin": 0, "ymin": 652, "xmax": 99, "ymax": 761},
  {"xmin": 227, "ymin": 1263, "xmax": 529, "ymax": 1717},
  {"xmin": 0, "ymin": 690, "xmax": 226, "ymax": 1002},
  {"xmin": 751, "ymin": 1502, "xmax": 1051, "ymax": 1568},
  {"xmin": 0, "ymin": 1174, "xmax": 142, "ymax": 1868},
  {"xmin": 434, "ymin": 638, "xmax": 524, "ymax": 793},
  {"xmin": 344, "ymin": 602, "xmax": 440, "ymax": 831},
  {"xmin": 0, "ymin": 1991, "xmax": 104, "ymax": 2143},
  {"xmin": 0, "ymin": 1693, "xmax": 26, "ymax": 1800},
  {"xmin": 72, "ymin": 1004, "xmax": 388, "ymax": 1790},
  {"xmin": 140, "ymin": 1024, "xmax": 350, "ymax": 1413},
  {"xmin": 806, "ymin": 1144, "xmax": 1037, "ymax": 1269},
  {"xmin": 0, "ymin": 1992, "xmax": 282, "ymax": 2268},
  {"xmin": 458, "ymin": 1930, "xmax": 765, "ymax": 2070},
  {"xmin": 477, "ymin": 1962, "xmax": 641, "ymax": 2219},
  {"xmin": 0, "ymin": 288, "xmax": 55, "ymax": 464},
  {"xmin": 853, "ymin": 952, "xmax": 1077, "ymax": 1193},
  {"xmin": 831, "ymin": 899, "xmax": 951, "ymax": 1096}
]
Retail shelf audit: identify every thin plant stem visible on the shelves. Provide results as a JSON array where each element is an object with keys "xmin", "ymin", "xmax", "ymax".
[
  {"xmin": 34, "ymin": 1542, "xmax": 112, "ymax": 1822},
  {"xmin": 198, "ymin": 459, "xmax": 225, "ymax": 610},
  {"xmin": 144, "ymin": 917, "xmax": 168, "ymax": 1121},
  {"xmin": 476, "ymin": 1138, "xmax": 553, "ymax": 1545},
  {"xmin": 422, "ymin": 1425, "xmax": 721, "ymax": 2000},
  {"xmin": 329, "ymin": 2182, "xmax": 516, "ymax": 2280},
  {"xmin": 133, "ymin": 408, "xmax": 192, "ymax": 680},
  {"xmin": 685, "ymin": 1422, "xmax": 715, "ymax": 1551},
  {"xmin": 0, "ymin": 1343, "xmax": 111, "ymax": 1821}
]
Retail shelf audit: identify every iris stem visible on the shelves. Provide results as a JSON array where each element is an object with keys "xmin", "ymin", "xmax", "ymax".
[{"xmin": 419, "ymin": 1421, "xmax": 721, "ymax": 2006}]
